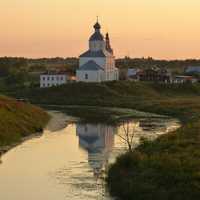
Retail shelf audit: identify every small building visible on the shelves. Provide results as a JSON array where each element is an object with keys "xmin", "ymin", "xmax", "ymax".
[
  {"xmin": 139, "ymin": 67, "xmax": 172, "ymax": 83},
  {"xmin": 127, "ymin": 68, "xmax": 141, "ymax": 80},
  {"xmin": 173, "ymin": 76, "xmax": 198, "ymax": 84},
  {"xmin": 40, "ymin": 71, "xmax": 68, "ymax": 88},
  {"xmin": 185, "ymin": 66, "xmax": 200, "ymax": 74},
  {"xmin": 76, "ymin": 20, "xmax": 119, "ymax": 82}
]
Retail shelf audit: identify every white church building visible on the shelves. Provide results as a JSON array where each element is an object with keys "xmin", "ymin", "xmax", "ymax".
[{"xmin": 76, "ymin": 21, "xmax": 119, "ymax": 82}]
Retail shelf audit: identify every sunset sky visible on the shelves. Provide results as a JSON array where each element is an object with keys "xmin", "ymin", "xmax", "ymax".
[{"xmin": 0, "ymin": 0, "xmax": 200, "ymax": 59}]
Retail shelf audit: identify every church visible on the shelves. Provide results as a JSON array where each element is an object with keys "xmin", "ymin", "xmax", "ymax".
[{"xmin": 76, "ymin": 20, "xmax": 119, "ymax": 82}]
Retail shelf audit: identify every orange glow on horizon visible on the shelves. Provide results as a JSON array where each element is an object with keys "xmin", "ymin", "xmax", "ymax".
[{"xmin": 0, "ymin": 0, "xmax": 200, "ymax": 59}]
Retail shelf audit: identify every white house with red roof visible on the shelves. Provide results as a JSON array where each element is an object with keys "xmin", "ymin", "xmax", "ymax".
[{"xmin": 76, "ymin": 20, "xmax": 119, "ymax": 82}]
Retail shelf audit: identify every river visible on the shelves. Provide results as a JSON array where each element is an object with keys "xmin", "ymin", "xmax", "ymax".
[{"xmin": 0, "ymin": 111, "xmax": 180, "ymax": 200}]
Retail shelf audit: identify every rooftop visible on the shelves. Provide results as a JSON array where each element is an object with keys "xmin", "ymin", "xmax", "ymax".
[
  {"xmin": 186, "ymin": 66, "xmax": 200, "ymax": 73},
  {"xmin": 89, "ymin": 21, "xmax": 104, "ymax": 41},
  {"xmin": 80, "ymin": 50, "xmax": 106, "ymax": 58},
  {"xmin": 77, "ymin": 60, "xmax": 104, "ymax": 71},
  {"xmin": 41, "ymin": 71, "xmax": 68, "ymax": 75}
]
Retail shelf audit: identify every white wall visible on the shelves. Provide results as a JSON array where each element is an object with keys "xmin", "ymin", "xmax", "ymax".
[
  {"xmin": 76, "ymin": 70, "xmax": 104, "ymax": 82},
  {"xmin": 105, "ymin": 55, "xmax": 115, "ymax": 71},
  {"xmin": 103, "ymin": 69, "xmax": 119, "ymax": 82},
  {"xmin": 78, "ymin": 40, "xmax": 118, "ymax": 82},
  {"xmin": 76, "ymin": 67, "xmax": 118, "ymax": 83},
  {"xmin": 40, "ymin": 74, "xmax": 67, "ymax": 88}
]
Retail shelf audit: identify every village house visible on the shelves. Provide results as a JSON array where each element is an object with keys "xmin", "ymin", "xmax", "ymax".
[
  {"xmin": 172, "ymin": 75, "xmax": 198, "ymax": 84},
  {"xmin": 185, "ymin": 66, "xmax": 200, "ymax": 74},
  {"xmin": 127, "ymin": 68, "xmax": 141, "ymax": 81},
  {"xmin": 138, "ymin": 67, "xmax": 172, "ymax": 83},
  {"xmin": 76, "ymin": 20, "xmax": 119, "ymax": 82},
  {"xmin": 40, "ymin": 71, "xmax": 68, "ymax": 88}
]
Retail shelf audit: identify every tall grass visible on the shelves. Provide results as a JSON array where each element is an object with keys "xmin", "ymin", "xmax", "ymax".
[{"xmin": 0, "ymin": 95, "xmax": 49, "ymax": 147}]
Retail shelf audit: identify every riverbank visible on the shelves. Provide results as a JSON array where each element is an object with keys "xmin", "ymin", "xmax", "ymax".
[
  {"xmin": 7, "ymin": 81, "xmax": 200, "ymax": 120},
  {"xmin": 0, "ymin": 95, "xmax": 50, "ymax": 153},
  {"xmin": 105, "ymin": 90, "xmax": 200, "ymax": 199},
  {"xmin": 41, "ymin": 105, "xmax": 169, "ymax": 124},
  {"xmin": 5, "ymin": 81, "xmax": 200, "ymax": 199}
]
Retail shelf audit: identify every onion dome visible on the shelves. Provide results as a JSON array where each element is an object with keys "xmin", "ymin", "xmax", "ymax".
[
  {"xmin": 89, "ymin": 21, "xmax": 104, "ymax": 41},
  {"xmin": 93, "ymin": 22, "xmax": 101, "ymax": 30}
]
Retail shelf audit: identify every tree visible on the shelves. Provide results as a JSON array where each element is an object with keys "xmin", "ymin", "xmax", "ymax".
[
  {"xmin": 117, "ymin": 121, "xmax": 137, "ymax": 152},
  {"xmin": 5, "ymin": 68, "xmax": 29, "ymax": 86}
]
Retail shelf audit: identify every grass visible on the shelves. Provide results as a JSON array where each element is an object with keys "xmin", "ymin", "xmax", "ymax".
[
  {"xmin": 42, "ymin": 105, "xmax": 166, "ymax": 124},
  {"xmin": 0, "ymin": 95, "xmax": 49, "ymax": 148},
  {"xmin": 5, "ymin": 81, "xmax": 200, "ymax": 199}
]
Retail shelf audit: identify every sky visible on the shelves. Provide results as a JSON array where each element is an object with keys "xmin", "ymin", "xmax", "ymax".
[{"xmin": 0, "ymin": 0, "xmax": 200, "ymax": 59}]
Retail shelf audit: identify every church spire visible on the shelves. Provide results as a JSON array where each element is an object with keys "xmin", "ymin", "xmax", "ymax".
[
  {"xmin": 93, "ymin": 17, "xmax": 101, "ymax": 31},
  {"xmin": 105, "ymin": 33, "xmax": 113, "ymax": 54}
]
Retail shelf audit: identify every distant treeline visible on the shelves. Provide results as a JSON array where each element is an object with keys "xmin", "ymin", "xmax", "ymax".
[
  {"xmin": 116, "ymin": 57, "xmax": 200, "ymax": 71},
  {"xmin": 0, "ymin": 57, "xmax": 78, "ymax": 77},
  {"xmin": 1, "ymin": 56, "xmax": 200, "ymax": 76}
]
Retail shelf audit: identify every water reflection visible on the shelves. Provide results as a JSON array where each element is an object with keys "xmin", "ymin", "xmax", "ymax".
[
  {"xmin": 139, "ymin": 118, "xmax": 167, "ymax": 132},
  {"xmin": 0, "ymin": 111, "xmax": 180, "ymax": 200},
  {"xmin": 76, "ymin": 124, "xmax": 116, "ymax": 178},
  {"xmin": 75, "ymin": 118, "xmax": 178, "ymax": 180}
]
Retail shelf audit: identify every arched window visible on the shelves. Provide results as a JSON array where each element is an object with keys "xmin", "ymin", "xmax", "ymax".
[{"xmin": 85, "ymin": 74, "xmax": 88, "ymax": 80}]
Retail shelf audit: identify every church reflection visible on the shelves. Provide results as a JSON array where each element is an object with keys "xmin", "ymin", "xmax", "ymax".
[
  {"xmin": 76, "ymin": 123, "xmax": 116, "ymax": 178},
  {"xmin": 75, "ymin": 119, "xmax": 168, "ymax": 178}
]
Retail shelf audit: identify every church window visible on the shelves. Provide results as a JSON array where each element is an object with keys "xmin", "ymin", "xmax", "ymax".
[{"xmin": 85, "ymin": 74, "xmax": 88, "ymax": 79}]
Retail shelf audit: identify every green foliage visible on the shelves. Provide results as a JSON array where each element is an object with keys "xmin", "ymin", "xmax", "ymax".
[
  {"xmin": 0, "ymin": 57, "xmax": 27, "ymax": 77},
  {"xmin": 8, "ymin": 81, "xmax": 200, "ymax": 121},
  {"xmin": 107, "ymin": 148, "xmax": 200, "ymax": 200},
  {"xmin": 5, "ymin": 68, "xmax": 29, "ymax": 86},
  {"xmin": 0, "ymin": 96, "xmax": 49, "ymax": 147},
  {"xmin": 100, "ymin": 83, "xmax": 200, "ymax": 200}
]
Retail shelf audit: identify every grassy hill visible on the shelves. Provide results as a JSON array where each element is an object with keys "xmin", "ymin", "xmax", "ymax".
[
  {"xmin": 9, "ymin": 81, "xmax": 200, "ymax": 119},
  {"xmin": 9, "ymin": 81, "xmax": 200, "ymax": 103},
  {"xmin": 0, "ymin": 96, "xmax": 49, "ymax": 148}
]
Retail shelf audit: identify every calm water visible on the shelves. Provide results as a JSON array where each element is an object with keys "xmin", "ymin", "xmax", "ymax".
[{"xmin": 0, "ymin": 111, "xmax": 180, "ymax": 200}]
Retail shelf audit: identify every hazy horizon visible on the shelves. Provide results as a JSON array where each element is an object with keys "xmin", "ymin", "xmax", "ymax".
[{"xmin": 1, "ymin": 0, "xmax": 200, "ymax": 59}]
